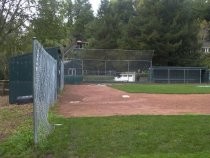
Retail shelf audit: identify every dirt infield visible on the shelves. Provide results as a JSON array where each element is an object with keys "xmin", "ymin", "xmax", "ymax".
[{"xmin": 58, "ymin": 84, "xmax": 210, "ymax": 117}]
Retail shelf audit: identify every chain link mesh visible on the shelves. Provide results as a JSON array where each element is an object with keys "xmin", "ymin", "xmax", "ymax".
[
  {"xmin": 64, "ymin": 59, "xmax": 152, "ymax": 82},
  {"xmin": 65, "ymin": 49, "xmax": 154, "ymax": 61},
  {"xmin": 151, "ymin": 67, "xmax": 208, "ymax": 83},
  {"xmin": 60, "ymin": 61, "xmax": 64, "ymax": 90},
  {"xmin": 64, "ymin": 49, "xmax": 154, "ymax": 83},
  {"xmin": 33, "ymin": 39, "xmax": 57, "ymax": 144}
]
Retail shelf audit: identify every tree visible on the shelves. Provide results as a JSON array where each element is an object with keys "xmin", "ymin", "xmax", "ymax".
[
  {"xmin": 201, "ymin": 52, "xmax": 210, "ymax": 68},
  {"xmin": 97, "ymin": 0, "xmax": 109, "ymax": 18},
  {"xmin": 63, "ymin": 0, "xmax": 74, "ymax": 27},
  {"xmin": 91, "ymin": 0, "xmax": 115, "ymax": 48},
  {"xmin": 72, "ymin": 0, "xmax": 94, "ymax": 41},
  {"xmin": 0, "ymin": 0, "xmax": 34, "ymax": 44},
  {"xmin": 111, "ymin": 0, "xmax": 135, "ymax": 48},
  {"xmin": 0, "ymin": 0, "xmax": 35, "ymax": 79},
  {"xmin": 191, "ymin": 0, "xmax": 210, "ymax": 20},
  {"xmin": 90, "ymin": 0, "xmax": 134, "ymax": 49},
  {"xmin": 54, "ymin": 0, "xmax": 75, "ymax": 47},
  {"xmin": 122, "ymin": 0, "xmax": 201, "ymax": 66},
  {"xmin": 32, "ymin": 0, "xmax": 66, "ymax": 47}
]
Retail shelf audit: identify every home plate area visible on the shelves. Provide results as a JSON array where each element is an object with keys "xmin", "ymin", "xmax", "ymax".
[{"xmin": 58, "ymin": 84, "xmax": 210, "ymax": 117}]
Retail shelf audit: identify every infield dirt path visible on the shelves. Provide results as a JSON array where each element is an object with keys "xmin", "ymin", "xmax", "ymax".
[{"xmin": 58, "ymin": 84, "xmax": 210, "ymax": 117}]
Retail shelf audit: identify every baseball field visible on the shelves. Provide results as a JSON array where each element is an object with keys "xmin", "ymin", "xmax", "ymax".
[{"xmin": 1, "ymin": 83, "xmax": 210, "ymax": 157}]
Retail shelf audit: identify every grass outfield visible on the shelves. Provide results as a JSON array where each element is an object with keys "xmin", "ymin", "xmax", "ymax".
[
  {"xmin": 1, "ymin": 110, "xmax": 210, "ymax": 157},
  {"xmin": 111, "ymin": 84, "xmax": 210, "ymax": 94}
]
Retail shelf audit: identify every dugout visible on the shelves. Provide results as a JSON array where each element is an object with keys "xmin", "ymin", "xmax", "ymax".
[
  {"xmin": 9, "ymin": 47, "xmax": 63, "ymax": 104},
  {"xmin": 150, "ymin": 66, "xmax": 209, "ymax": 83}
]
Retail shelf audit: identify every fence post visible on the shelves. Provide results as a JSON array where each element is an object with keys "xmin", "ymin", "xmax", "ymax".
[
  {"xmin": 184, "ymin": 69, "xmax": 186, "ymax": 84},
  {"xmin": 168, "ymin": 69, "xmax": 170, "ymax": 84},
  {"xmin": 150, "ymin": 61, "xmax": 153, "ymax": 83},
  {"xmin": 82, "ymin": 59, "xmax": 84, "ymax": 75},
  {"xmin": 127, "ymin": 60, "xmax": 130, "ymax": 72},
  {"xmin": 127, "ymin": 60, "xmax": 130, "ymax": 81},
  {"xmin": 149, "ymin": 68, "xmax": 152, "ymax": 83},
  {"xmin": 200, "ymin": 69, "xmax": 202, "ymax": 84},
  {"xmin": 32, "ymin": 37, "xmax": 38, "ymax": 145},
  {"xmin": 104, "ymin": 60, "xmax": 106, "ymax": 76}
]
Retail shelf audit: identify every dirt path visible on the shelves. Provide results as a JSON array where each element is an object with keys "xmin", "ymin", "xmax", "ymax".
[{"xmin": 58, "ymin": 84, "xmax": 210, "ymax": 117}]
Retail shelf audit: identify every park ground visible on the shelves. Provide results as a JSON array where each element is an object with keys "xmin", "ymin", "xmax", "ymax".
[{"xmin": 1, "ymin": 84, "xmax": 210, "ymax": 157}]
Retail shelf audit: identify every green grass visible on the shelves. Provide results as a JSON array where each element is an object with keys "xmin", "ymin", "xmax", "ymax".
[
  {"xmin": 83, "ymin": 75, "xmax": 114, "ymax": 81},
  {"xmin": 0, "ymin": 104, "xmax": 32, "ymax": 141},
  {"xmin": 111, "ymin": 84, "xmax": 210, "ymax": 94},
  {"xmin": 0, "ymin": 105, "xmax": 33, "ymax": 158},
  {"xmin": 2, "ymin": 112, "xmax": 210, "ymax": 157}
]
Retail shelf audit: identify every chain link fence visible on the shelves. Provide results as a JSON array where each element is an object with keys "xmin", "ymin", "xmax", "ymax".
[
  {"xmin": 65, "ymin": 48, "xmax": 154, "ymax": 60},
  {"xmin": 64, "ymin": 49, "xmax": 154, "ymax": 83},
  {"xmin": 64, "ymin": 48, "xmax": 209, "ymax": 84},
  {"xmin": 60, "ymin": 61, "xmax": 64, "ymax": 90},
  {"xmin": 33, "ymin": 39, "xmax": 57, "ymax": 144},
  {"xmin": 151, "ymin": 67, "xmax": 209, "ymax": 83},
  {"xmin": 64, "ymin": 59, "xmax": 152, "ymax": 82}
]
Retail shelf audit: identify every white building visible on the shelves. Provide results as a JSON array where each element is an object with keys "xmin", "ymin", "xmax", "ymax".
[{"xmin": 202, "ymin": 41, "xmax": 210, "ymax": 53}]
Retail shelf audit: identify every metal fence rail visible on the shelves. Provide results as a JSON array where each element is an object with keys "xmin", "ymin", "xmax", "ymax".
[
  {"xmin": 33, "ymin": 39, "xmax": 57, "ymax": 144},
  {"xmin": 65, "ymin": 48, "xmax": 154, "ymax": 61}
]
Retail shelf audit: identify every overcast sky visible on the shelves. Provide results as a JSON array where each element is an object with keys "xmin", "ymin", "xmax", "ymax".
[{"xmin": 89, "ymin": 0, "xmax": 101, "ymax": 14}]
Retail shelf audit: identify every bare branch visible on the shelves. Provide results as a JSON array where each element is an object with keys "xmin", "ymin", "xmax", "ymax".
[{"xmin": 0, "ymin": 0, "xmax": 34, "ymax": 43}]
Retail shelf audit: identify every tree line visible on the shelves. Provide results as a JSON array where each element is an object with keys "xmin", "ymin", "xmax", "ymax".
[{"xmin": 1, "ymin": 0, "xmax": 210, "ymax": 79}]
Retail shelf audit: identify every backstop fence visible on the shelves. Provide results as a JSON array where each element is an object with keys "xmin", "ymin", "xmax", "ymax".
[
  {"xmin": 64, "ymin": 49, "xmax": 154, "ymax": 83},
  {"xmin": 33, "ymin": 39, "xmax": 57, "ymax": 144}
]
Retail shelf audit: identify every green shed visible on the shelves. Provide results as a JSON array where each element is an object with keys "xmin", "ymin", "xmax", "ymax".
[{"xmin": 9, "ymin": 47, "xmax": 63, "ymax": 104}]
